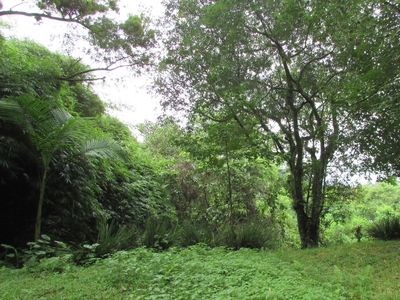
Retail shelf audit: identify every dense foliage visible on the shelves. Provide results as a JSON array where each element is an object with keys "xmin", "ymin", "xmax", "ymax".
[
  {"xmin": 0, "ymin": 38, "xmax": 171, "ymax": 247},
  {"xmin": 1, "ymin": 0, "xmax": 399, "ymax": 278},
  {"xmin": 156, "ymin": 0, "xmax": 400, "ymax": 247}
]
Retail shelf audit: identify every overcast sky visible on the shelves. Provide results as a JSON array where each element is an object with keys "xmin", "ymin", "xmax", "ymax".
[{"xmin": 1, "ymin": 0, "xmax": 165, "ymax": 133}]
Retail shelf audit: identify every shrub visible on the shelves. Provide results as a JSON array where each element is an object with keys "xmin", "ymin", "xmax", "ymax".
[
  {"xmin": 218, "ymin": 218, "xmax": 278, "ymax": 250},
  {"xmin": 367, "ymin": 215, "xmax": 400, "ymax": 240},
  {"xmin": 18, "ymin": 234, "xmax": 72, "ymax": 272},
  {"xmin": 236, "ymin": 218, "xmax": 278, "ymax": 249},
  {"xmin": 95, "ymin": 219, "xmax": 139, "ymax": 257},
  {"xmin": 142, "ymin": 217, "xmax": 182, "ymax": 249},
  {"xmin": 179, "ymin": 220, "xmax": 218, "ymax": 247},
  {"xmin": 320, "ymin": 223, "xmax": 353, "ymax": 246}
]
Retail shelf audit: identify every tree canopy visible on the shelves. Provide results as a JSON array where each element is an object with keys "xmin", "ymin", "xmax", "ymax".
[
  {"xmin": 0, "ymin": 0, "xmax": 156, "ymax": 81},
  {"xmin": 157, "ymin": 0, "xmax": 400, "ymax": 247}
]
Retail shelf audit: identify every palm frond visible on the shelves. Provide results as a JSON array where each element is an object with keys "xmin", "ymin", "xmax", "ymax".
[
  {"xmin": 82, "ymin": 138, "xmax": 128, "ymax": 162},
  {"xmin": 0, "ymin": 95, "xmax": 54, "ymax": 136},
  {"xmin": 51, "ymin": 108, "xmax": 72, "ymax": 126}
]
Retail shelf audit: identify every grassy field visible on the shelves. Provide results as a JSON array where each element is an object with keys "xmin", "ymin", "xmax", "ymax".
[{"xmin": 1, "ymin": 240, "xmax": 399, "ymax": 299}]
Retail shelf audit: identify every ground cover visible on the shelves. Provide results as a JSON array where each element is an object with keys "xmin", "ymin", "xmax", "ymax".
[{"xmin": 1, "ymin": 241, "xmax": 399, "ymax": 299}]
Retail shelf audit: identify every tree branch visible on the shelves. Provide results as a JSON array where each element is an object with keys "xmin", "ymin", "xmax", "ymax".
[{"xmin": 0, "ymin": 10, "xmax": 93, "ymax": 32}]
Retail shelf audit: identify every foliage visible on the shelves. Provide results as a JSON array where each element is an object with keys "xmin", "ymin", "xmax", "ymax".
[
  {"xmin": 139, "ymin": 119, "xmax": 289, "ymax": 246},
  {"xmin": 95, "ymin": 219, "xmax": 139, "ymax": 257},
  {"xmin": 21, "ymin": 235, "xmax": 72, "ymax": 273},
  {"xmin": 367, "ymin": 216, "xmax": 400, "ymax": 241},
  {"xmin": 158, "ymin": 0, "xmax": 378, "ymax": 247},
  {"xmin": 216, "ymin": 218, "xmax": 278, "ymax": 250},
  {"xmin": 0, "ymin": 95, "xmax": 125, "ymax": 242},
  {"xmin": 0, "ymin": 38, "xmax": 172, "ymax": 248},
  {"xmin": 142, "ymin": 217, "xmax": 182, "ymax": 250},
  {"xmin": 157, "ymin": 0, "xmax": 400, "ymax": 248},
  {"xmin": 72, "ymin": 243, "xmax": 101, "ymax": 266},
  {"xmin": 179, "ymin": 221, "xmax": 218, "ymax": 247},
  {"xmin": 0, "ymin": 234, "xmax": 72, "ymax": 272},
  {"xmin": 1, "ymin": 241, "xmax": 399, "ymax": 299},
  {"xmin": 0, "ymin": 38, "xmax": 105, "ymax": 113},
  {"xmin": 356, "ymin": 182, "xmax": 400, "ymax": 221},
  {"xmin": 341, "ymin": 1, "xmax": 400, "ymax": 176},
  {"xmin": 320, "ymin": 182, "xmax": 400, "ymax": 245},
  {"xmin": 0, "ymin": 0, "xmax": 156, "ymax": 79}
]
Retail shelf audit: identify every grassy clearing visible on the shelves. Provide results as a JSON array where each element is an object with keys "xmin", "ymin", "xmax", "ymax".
[{"xmin": 1, "ymin": 241, "xmax": 399, "ymax": 299}]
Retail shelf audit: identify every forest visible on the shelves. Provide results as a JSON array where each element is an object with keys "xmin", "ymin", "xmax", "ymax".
[{"xmin": 0, "ymin": 0, "xmax": 399, "ymax": 299}]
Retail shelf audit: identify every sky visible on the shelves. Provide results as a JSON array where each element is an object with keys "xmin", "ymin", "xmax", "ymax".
[{"xmin": 1, "ymin": 0, "xmax": 165, "ymax": 135}]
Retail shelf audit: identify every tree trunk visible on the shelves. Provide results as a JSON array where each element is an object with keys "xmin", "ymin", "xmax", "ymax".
[
  {"xmin": 291, "ymin": 160, "xmax": 327, "ymax": 248},
  {"xmin": 290, "ymin": 169, "xmax": 311, "ymax": 248},
  {"xmin": 225, "ymin": 140, "xmax": 234, "ymax": 228},
  {"xmin": 34, "ymin": 169, "xmax": 47, "ymax": 243}
]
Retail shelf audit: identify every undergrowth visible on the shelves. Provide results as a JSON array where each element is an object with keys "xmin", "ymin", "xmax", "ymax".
[
  {"xmin": 367, "ymin": 215, "xmax": 400, "ymax": 240},
  {"xmin": 1, "ymin": 240, "xmax": 399, "ymax": 299}
]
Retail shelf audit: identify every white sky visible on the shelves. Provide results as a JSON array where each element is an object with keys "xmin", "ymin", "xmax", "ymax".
[{"xmin": 1, "ymin": 0, "xmax": 165, "ymax": 135}]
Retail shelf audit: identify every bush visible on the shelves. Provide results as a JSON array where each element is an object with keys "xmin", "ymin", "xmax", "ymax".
[
  {"xmin": 367, "ymin": 215, "xmax": 400, "ymax": 240},
  {"xmin": 95, "ymin": 219, "xmax": 139, "ymax": 257},
  {"xmin": 238, "ymin": 219, "xmax": 278, "ymax": 249},
  {"xmin": 218, "ymin": 218, "xmax": 278, "ymax": 250},
  {"xmin": 1, "ymin": 234, "xmax": 73, "ymax": 272},
  {"xmin": 179, "ymin": 221, "xmax": 218, "ymax": 247},
  {"xmin": 142, "ymin": 217, "xmax": 182, "ymax": 249},
  {"xmin": 320, "ymin": 223, "xmax": 354, "ymax": 246}
]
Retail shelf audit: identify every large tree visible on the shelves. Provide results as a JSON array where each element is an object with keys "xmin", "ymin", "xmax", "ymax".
[{"xmin": 157, "ymin": 0, "xmax": 374, "ymax": 247}]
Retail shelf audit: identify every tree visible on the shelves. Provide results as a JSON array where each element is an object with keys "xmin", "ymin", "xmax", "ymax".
[
  {"xmin": 341, "ymin": 0, "xmax": 400, "ymax": 177},
  {"xmin": 157, "ymin": 0, "xmax": 371, "ymax": 247},
  {"xmin": 139, "ymin": 118, "xmax": 287, "ymax": 241},
  {"xmin": 0, "ymin": 95, "xmax": 125, "ymax": 242},
  {"xmin": 0, "ymin": 0, "xmax": 156, "ymax": 81}
]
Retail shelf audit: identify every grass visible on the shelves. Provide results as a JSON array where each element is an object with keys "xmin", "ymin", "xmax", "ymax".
[
  {"xmin": 1, "ymin": 240, "xmax": 399, "ymax": 299},
  {"xmin": 275, "ymin": 240, "xmax": 400, "ymax": 299}
]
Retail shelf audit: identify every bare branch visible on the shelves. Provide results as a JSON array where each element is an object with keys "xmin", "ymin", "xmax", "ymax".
[
  {"xmin": 58, "ymin": 57, "xmax": 140, "ymax": 82},
  {"xmin": 0, "ymin": 10, "xmax": 93, "ymax": 32},
  {"xmin": 10, "ymin": 1, "xmax": 26, "ymax": 11},
  {"xmin": 57, "ymin": 76, "xmax": 106, "ymax": 83}
]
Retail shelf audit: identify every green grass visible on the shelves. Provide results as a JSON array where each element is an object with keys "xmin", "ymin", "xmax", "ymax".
[{"xmin": 1, "ymin": 241, "xmax": 399, "ymax": 299}]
